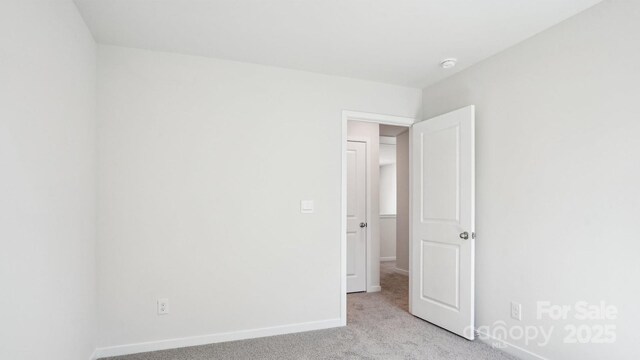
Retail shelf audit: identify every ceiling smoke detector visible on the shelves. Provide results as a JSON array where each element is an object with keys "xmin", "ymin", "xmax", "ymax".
[{"xmin": 440, "ymin": 58, "xmax": 457, "ymax": 69}]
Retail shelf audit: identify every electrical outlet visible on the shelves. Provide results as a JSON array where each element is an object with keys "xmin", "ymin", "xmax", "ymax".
[
  {"xmin": 511, "ymin": 301, "xmax": 522, "ymax": 321},
  {"xmin": 157, "ymin": 298, "xmax": 169, "ymax": 315}
]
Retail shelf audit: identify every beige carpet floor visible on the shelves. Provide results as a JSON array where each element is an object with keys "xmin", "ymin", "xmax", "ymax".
[{"xmin": 102, "ymin": 262, "xmax": 515, "ymax": 360}]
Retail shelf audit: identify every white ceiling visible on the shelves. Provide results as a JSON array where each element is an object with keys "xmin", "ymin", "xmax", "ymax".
[{"xmin": 74, "ymin": 0, "xmax": 602, "ymax": 88}]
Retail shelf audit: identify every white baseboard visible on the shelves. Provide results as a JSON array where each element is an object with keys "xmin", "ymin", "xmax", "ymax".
[
  {"xmin": 394, "ymin": 267, "xmax": 409, "ymax": 276},
  {"xmin": 380, "ymin": 256, "xmax": 396, "ymax": 262},
  {"xmin": 367, "ymin": 285, "xmax": 382, "ymax": 292},
  {"xmin": 475, "ymin": 329, "xmax": 549, "ymax": 360},
  {"xmin": 93, "ymin": 318, "xmax": 342, "ymax": 358},
  {"xmin": 89, "ymin": 349, "xmax": 98, "ymax": 360}
]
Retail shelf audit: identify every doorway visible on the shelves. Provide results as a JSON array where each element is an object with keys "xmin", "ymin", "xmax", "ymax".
[
  {"xmin": 378, "ymin": 125, "xmax": 411, "ymax": 308},
  {"xmin": 341, "ymin": 111, "xmax": 413, "ymax": 323},
  {"xmin": 345, "ymin": 121, "xmax": 410, "ymax": 295},
  {"xmin": 340, "ymin": 107, "xmax": 476, "ymax": 340}
]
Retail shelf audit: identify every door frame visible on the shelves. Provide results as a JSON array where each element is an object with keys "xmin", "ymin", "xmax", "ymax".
[{"xmin": 340, "ymin": 110, "xmax": 415, "ymax": 326}]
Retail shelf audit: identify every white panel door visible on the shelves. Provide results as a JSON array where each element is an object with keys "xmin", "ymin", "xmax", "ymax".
[
  {"xmin": 346, "ymin": 141, "xmax": 367, "ymax": 293},
  {"xmin": 410, "ymin": 106, "xmax": 475, "ymax": 339}
]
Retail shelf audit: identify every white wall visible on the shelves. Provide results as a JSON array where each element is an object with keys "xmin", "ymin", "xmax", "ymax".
[
  {"xmin": 422, "ymin": 1, "xmax": 639, "ymax": 359},
  {"xmin": 96, "ymin": 45, "xmax": 421, "ymax": 351},
  {"xmin": 394, "ymin": 131, "xmax": 410, "ymax": 274},
  {"xmin": 0, "ymin": 1, "xmax": 97, "ymax": 360},
  {"xmin": 379, "ymin": 163, "xmax": 397, "ymax": 260},
  {"xmin": 379, "ymin": 216, "xmax": 397, "ymax": 261},
  {"xmin": 379, "ymin": 138, "xmax": 397, "ymax": 166},
  {"xmin": 379, "ymin": 142, "xmax": 397, "ymax": 261},
  {"xmin": 379, "ymin": 163, "xmax": 397, "ymax": 215}
]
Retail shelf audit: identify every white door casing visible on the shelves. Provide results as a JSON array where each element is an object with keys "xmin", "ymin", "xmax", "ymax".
[
  {"xmin": 346, "ymin": 140, "xmax": 367, "ymax": 293},
  {"xmin": 410, "ymin": 105, "xmax": 475, "ymax": 339}
]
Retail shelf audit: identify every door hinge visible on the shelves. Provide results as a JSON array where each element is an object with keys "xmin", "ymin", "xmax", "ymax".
[{"xmin": 472, "ymin": 232, "xmax": 476, "ymax": 239}]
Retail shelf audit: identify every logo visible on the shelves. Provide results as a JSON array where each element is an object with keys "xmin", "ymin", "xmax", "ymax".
[{"xmin": 470, "ymin": 301, "xmax": 617, "ymax": 348}]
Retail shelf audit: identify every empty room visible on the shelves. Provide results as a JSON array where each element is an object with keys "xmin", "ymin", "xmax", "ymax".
[{"xmin": 2, "ymin": 0, "xmax": 638, "ymax": 359}]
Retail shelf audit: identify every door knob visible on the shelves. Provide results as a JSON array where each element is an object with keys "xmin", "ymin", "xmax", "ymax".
[
  {"xmin": 459, "ymin": 232, "xmax": 469, "ymax": 240},
  {"xmin": 359, "ymin": 222, "xmax": 367, "ymax": 228}
]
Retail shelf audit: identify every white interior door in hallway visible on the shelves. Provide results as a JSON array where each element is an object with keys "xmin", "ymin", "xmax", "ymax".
[
  {"xmin": 346, "ymin": 140, "xmax": 367, "ymax": 293},
  {"xmin": 410, "ymin": 106, "xmax": 476, "ymax": 339}
]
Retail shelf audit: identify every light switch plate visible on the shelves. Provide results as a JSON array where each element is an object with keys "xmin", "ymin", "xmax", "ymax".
[{"xmin": 300, "ymin": 200, "xmax": 314, "ymax": 213}]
